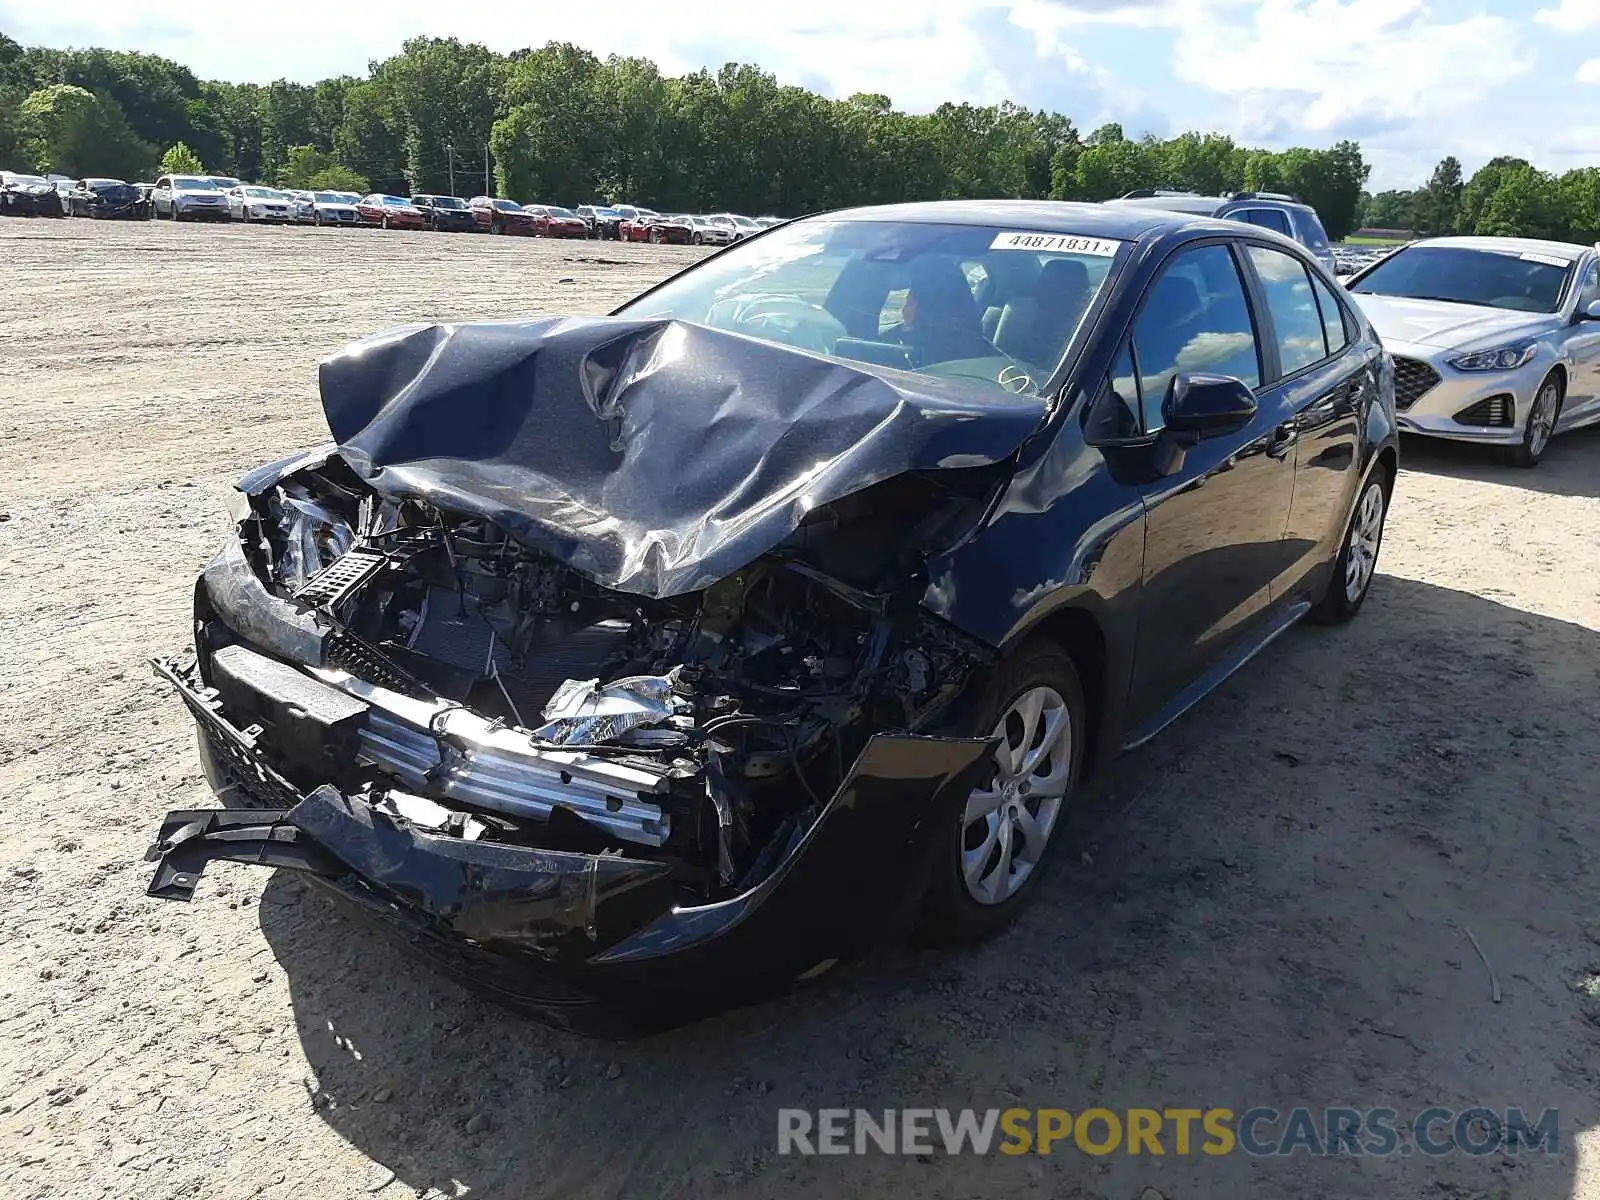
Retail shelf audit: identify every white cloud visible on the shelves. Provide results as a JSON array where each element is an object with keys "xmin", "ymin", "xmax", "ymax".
[
  {"xmin": 1579, "ymin": 58, "xmax": 1600, "ymax": 84},
  {"xmin": 1166, "ymin": 0, "xmax": 1528, "ymax": 132},
  {"xmin": 1534, "ymin": 0, "xmax": 1600, "ymax": 31}
]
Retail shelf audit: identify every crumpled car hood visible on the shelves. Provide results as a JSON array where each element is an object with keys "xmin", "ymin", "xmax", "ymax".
[{"xmin": 318, "ymin": 316, "xmax": 1044, "ymax": 598}]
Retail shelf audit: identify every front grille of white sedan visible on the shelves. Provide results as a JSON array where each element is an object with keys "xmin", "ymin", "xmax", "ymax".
[{"xmin": 1392, "ymin": 356, "xmax": 1442, "ymax": 411}]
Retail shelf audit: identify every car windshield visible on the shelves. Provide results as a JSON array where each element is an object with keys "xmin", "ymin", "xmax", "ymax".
[
  {"xmin": 733, "ymin": 216, "xmax": 760, "ymax": 228},
  {"xmin": 1351, "ymin": 245, "xmax": 1576, "ymax": 314},
  {"xmin": 8, "ymin": 175, "xmax": 48, "ymax": 186},
  {"xmin": 85, "ymin": 178, "xmax": 122, "ymax": 188},
  {"xmin": 492, "ymin": 200, "xmax": 521, "ymax": 211},
  {"xmin": 616, "ymin": 218, "xmax": 1122, "ymax": 396},
  {"xmin": 208, "ymin": 178, "xmax": 239, "ymax": 188},
  {"xmin": 382, "ymin": 196, "xmax": 411, "ymax": 206},
  {"xmin": 173, "ymin": 177, "xmax": 217, "ymax": 190},
  {"xmin": 546, "ymin": 206, "xmax": 578, "ymax": 218},
  {"xmin": 313, "ymin": 192, "xmax": 345, "ymax": 204},
  {"xmin": 432, "ymin": 196, "xmax": 467, "ymax": 209},
  {"xmin": 243, "ymin": 187, "xmax": 280, "ymax": 198}
]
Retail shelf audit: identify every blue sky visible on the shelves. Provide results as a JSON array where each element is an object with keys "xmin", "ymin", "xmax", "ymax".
[{"xmin": 4, "ymin": 0, "xmax": 1599, "ymax": 189}]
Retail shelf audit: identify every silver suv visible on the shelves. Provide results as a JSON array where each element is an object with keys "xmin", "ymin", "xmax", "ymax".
[{"xmin": 1104, "ymin": 190, "xmax": 1335, "ymax": 274}]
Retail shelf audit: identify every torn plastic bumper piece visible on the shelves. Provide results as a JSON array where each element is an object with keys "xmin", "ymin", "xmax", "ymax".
[
  {"xmin": 144, "ymin": 807, "xmax": 341, "ymax": 900},
  {"xmin": 144, "ymin": 785, "xmax": 678, "ymax": 946}
]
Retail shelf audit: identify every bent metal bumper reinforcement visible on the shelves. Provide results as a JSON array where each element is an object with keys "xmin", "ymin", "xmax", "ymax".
[{"xmin": 151, "ymin": 654, "xmax": 674, "ymax": 847}]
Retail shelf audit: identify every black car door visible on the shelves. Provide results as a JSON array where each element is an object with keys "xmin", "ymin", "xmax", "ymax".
[
  {"xmin": 1238, "ymin": 244, "xmax": 1366, "ymax": 601},
  {"xmin": 1122, "ymin": 240, "xmax": 1298, "ymax": 733}
]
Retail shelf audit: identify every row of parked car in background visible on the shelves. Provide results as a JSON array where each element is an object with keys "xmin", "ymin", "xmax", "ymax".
[
  {"xmin": 0, "ymin": 169, "xmax": 782, "ymax": 241},
  {"xmin": 8, "ymin": 170, "xmax": 1597, "ymax": 469}
]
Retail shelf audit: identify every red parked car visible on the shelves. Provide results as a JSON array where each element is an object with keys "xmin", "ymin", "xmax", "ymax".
[
  {"xmin": 616, "ymin": 210, "xmax": 665, "ymax": 242},
  {"xmin": 357, "ymin": 194, "xmax": 427, "ymax": 230},
  {"xmin": 644, "ymin": 214, "xmax": 696, "ymax": 244},
  {"xmin": 467, "ymin": 197, "xmax": 537, "ymax": 235},
  {"xmin": 522, "ymin": 204, "xmax": 589, "ymax": 238}
]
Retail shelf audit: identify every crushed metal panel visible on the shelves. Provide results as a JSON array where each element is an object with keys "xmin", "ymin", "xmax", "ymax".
[{"xmin": 317, "ymin": 316, "xmax": 1044, "ymax": 599}]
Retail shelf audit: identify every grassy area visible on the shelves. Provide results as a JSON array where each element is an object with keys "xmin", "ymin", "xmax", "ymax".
[{"xmin": 1344, "ymin": 234, "xmax": 1410, "ymax": 246}]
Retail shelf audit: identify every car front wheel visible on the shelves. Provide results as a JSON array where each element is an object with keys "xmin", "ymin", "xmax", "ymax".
[
  {"xmin": 1508, "ymin": 371, "xmax": 1563, "ymax": 468},
  {"xmin": 921, "ymin": 638, "xmax": 1084, "ymax": 943},
  {"xmin": 1310, "ymin": 466, "xmax": 1389, "ymax": 625}
]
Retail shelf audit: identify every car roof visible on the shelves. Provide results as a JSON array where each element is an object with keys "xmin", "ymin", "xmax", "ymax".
[
  {"xmin": 1104, "ymin": 195, "xmax": 1224, "ymax": 216},
  {"xmin": 813, "ymin": 198, "xmax": 1237, "ymax": 242},
  {"xmin": 1407, "ymin": 235, "xmax": 1591, "ymax": 262}
]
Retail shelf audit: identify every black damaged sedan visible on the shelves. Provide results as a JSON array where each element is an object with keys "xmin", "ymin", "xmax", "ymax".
[{"xmin": 146, "ymin": 200, "xmax": 1397, "ymax": 1035}]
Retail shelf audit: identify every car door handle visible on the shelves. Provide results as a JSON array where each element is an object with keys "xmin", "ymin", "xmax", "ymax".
[{"xmin": 1266, "ymin": 423, "xmax": 1298, "ymax": 459}]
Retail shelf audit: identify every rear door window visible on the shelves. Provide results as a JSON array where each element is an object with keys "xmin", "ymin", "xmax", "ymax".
[
  {"xmin": 1232, "ymin": 208, "xmax": 1293, "ymax": 237},
  {"xmin": 1246, "ymin": 245, "xmax": 1329, "ymax": 376}
]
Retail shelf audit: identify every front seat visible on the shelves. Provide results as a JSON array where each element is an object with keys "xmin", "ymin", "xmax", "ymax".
[
  {"xmin": 885, "ymin": 259, "xmax": 996, "ymax": 365},
  {"xmin": 993, "ymin": 258, "xmax": 1091, "ymax": 369}
]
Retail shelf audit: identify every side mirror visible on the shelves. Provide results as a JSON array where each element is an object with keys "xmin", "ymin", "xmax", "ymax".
[
  {"xmin": 1580, "ymin": 300, "xmax": 1600, "ymax": 321},
  {"xmin": 1162, "ymin": 373, "xmax": 1258, "ymax": 439}
]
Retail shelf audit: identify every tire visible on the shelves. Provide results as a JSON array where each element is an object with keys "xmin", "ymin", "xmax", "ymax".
[
  {"xmin": 1506, "ymin": 370, "xmax": 1563, "ymax": 468},
  {"xmin": 313, "ymin": 212, "xmax": 322, "ymax": 227},
  {"xmin": 919, "ymin": 637, "xmax": 1086, "ymax": 944},
  {"xmin": 692, "ymin": 232, "xmax": 703, "ymax": 245},
  {"xmin": 381, "ymin": 215, "xmax": 390, "ymax": 230},
  {"xmin": 1309, "ymin": 464, "xmax": 1390, "ymax": 625},
  {"xmin": 491, "ymin": 219, "xmax": 503, "ymax": 235}
]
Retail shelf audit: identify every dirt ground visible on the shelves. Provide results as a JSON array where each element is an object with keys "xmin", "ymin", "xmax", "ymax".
[{"xmin": 2, "ymin": 217, "xmax": 1598, "ymax": 1200}]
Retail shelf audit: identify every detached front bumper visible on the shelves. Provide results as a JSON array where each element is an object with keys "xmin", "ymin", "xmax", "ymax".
[
  {"xmin": 145, "ymin": 626, "xmax": 993, "ymax": 1034},
  {"xmin": 1389, "ymin": 341, "xmax": 1547, "ymax": 445}
]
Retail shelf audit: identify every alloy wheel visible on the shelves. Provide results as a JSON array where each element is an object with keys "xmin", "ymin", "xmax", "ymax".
[
  {"xmin": 1344, "ymin": 480, "xmax": 1385, "ymax": 603},
  {"xmin": 1527, "ymin": 380, "xmax": 1559, "ymax": 458},
  {"xmin": 960, "ymin": 685, "xmax": 1072, "ymax": 906}
]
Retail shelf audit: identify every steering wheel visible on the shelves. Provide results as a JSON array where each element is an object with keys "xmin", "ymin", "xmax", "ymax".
[{"xmin": 727, "ymin": 296, "xmax": 847, "ymax": 354}]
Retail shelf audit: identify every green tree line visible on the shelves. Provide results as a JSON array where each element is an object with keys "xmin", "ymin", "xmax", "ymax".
[
  {"xmin": 2, "ymin": 28, "xmax": 1589, "ymax": 244},
  {"xmin": 1357, "ymin": 155, "xmax": 1600, "ymax": 244}
]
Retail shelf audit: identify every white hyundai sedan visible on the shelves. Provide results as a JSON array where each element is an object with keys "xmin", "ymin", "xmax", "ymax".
[{"xmin": 1346, "ymin": 236, "xmax": 1600, "ymax": 466}]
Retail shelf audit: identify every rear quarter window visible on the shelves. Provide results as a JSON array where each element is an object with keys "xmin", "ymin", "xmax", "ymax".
[{"xmin": 1292, "ymin": 208, "xmax": 1331, "ymax": 252}]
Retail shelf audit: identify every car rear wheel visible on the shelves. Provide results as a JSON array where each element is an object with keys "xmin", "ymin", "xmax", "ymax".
[
  {"xmin": 1507, "ymin": 372, "xmax": 1563, "ymax": 468},
  {"xmin": 920, "ymin": 638, "xmax": 1084, "ymax": 944},
  {"xmin": 1310, "ymin": 465, "xmax": 1389, "ymax": 625}
]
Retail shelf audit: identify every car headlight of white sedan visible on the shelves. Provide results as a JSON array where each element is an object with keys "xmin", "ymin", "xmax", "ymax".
[{"xmin": 1448, "ymin": 340, "xmax": 1538, "ymax": 372}]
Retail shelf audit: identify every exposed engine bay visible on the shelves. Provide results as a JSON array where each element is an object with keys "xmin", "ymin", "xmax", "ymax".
[{"xmin": 203, "ymin": 455, "xmax": 999, "ymax": 899}]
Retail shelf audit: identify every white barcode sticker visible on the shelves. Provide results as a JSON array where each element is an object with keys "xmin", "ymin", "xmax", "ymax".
[
  {"xmin": 990, "ymin": 231, "xmax": 1123, "ymax": 256},
  {"xmin": 1520, "ymin": 252, "xmax": 1569, "ymax": 267}
]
